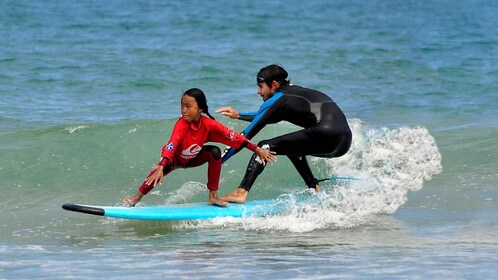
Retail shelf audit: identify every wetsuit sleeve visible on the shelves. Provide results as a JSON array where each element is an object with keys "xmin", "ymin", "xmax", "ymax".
[
  {"xmin": 208, "ymin": 119, "xmax": 258, "ymax": 152},
  {"xmin": 221, "ymin": 92, "xmax": 284, "ymax": 163},
  {"xmin": 238, "ymin": 111, "xmax": 258, "ymax": 122},
  {"xmin": 243, "ymin": 98, "xmax": 284, "ymax": 139},
  {"xmin": 159, "ymin": 118, "xmax": 188, "ymax": 165}
]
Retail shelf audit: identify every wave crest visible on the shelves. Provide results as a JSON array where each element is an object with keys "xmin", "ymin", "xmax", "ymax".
[{"xmin": 181, "ymin": 119, "xmax": 442, "ymax": 232}]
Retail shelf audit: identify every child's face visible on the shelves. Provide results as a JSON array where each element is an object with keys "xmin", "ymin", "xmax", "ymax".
[{"xmin": 181, "ymin": 95, "xmax": 202, "ymax": 122}]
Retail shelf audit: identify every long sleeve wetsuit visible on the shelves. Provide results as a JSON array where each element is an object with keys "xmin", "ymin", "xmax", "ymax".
[{"xmin": 233, "ymin": 84, "xmax": 352, "ymax": 190}]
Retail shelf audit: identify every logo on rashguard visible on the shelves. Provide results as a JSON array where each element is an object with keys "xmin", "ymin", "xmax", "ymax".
[
  {"xmin": 164, "ymin": 143, "xmax": 174, "ymax": 151},
  {"xmin": 227, "ymin": 130, "xmax": 236, "ymax": 140},
  {"xmin": 181, "ymin": 144, "xmax": 202, "ymax": 159}
]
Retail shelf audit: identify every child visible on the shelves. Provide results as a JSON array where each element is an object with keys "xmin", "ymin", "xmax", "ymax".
[{"xmin": 123, "ymin": 88, "xmax": 276, "ymax": 207}]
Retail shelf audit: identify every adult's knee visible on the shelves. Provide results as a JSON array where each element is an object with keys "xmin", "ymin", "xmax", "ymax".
[{"xmin": 257, "ymin": 140, "xmax": 272, "ymax": 150}]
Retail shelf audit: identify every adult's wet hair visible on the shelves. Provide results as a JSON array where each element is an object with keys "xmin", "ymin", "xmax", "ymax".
[
  {"xmin": 183, "ymin": 88, "xmax": 215, "ymax": 120},
  {"xmin": 256, "ymin": 64, "xmax": 290, "ymax": 88}
]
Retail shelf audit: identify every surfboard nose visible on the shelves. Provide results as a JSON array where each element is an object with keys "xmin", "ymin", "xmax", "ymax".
[{"xmin": 62, "ymin": 203, "xmax": 105, "ymax": 216}]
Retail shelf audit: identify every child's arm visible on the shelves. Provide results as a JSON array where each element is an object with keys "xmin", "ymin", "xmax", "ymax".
[
  {"xmin": 146, "ymin": 118, "xmax": 188, "ymax": 187},
  {"xmin": 209, "ymin": 120, "xmax": 276, "ymax": 164},
  {"xmin": 144, "ymin": 164, "xmax": 165, "ymax": 187},
  {"xmin": 159, "ymin": 118, "xmax": 188, "ymax": 163}
]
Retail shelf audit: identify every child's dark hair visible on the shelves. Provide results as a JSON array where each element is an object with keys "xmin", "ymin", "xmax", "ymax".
[{"xmin": 183, "ymin": 88, "xmax": 215, "ymax": 120}]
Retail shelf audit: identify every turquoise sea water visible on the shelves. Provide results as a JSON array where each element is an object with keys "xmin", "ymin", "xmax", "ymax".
[{"xmin": 1, "ymin": 0, "xmax": 497, "ymax": 279}]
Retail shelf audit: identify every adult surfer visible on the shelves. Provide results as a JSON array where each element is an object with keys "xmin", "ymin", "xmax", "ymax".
[{"xmin": 216, "ymin": 64, "xmax": 352, "ymax": 203}]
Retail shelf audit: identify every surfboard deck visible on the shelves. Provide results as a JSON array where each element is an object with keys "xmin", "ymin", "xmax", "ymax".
[{"xmin": 62, "ymin": 199, "xmax": 287, "ymax": 221}]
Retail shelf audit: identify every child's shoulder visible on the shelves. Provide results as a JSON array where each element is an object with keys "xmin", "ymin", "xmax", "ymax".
[
  {"xmin": 201, "ymin": 115, "xmax": 225, "ymax": 130},
  {"xmin": 172, "ymin": 117, "xmax": 189, "ymax": 130},
  {"xmin": 201, "ymin": 115, "xmax": 214, "ymax": 122},
  {"xmin": 174, "ymin": 116, "xmax": 186, "ymax": 124}
]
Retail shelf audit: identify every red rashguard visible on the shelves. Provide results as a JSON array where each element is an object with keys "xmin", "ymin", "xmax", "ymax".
[
  {"xmin": 160, "ymin": 116, "xmax": 257, "ymax": 165},
  {"xmin": 138, "ymin": 116, "xmax": 258, "ymax": 195}
]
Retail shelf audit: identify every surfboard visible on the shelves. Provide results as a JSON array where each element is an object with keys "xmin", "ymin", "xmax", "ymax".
[
  {"xmin": 62, "ymin": 177, "xmax": 358, "ymax": 221},
  {"xmin": 62, "ymin": 199, "xmax": 288, "ymax": 221}
]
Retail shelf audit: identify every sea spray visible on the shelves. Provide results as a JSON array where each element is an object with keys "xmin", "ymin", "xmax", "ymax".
[{"xmin": 181, "ymin": 119, "xmax": 442, "ymax": 232}]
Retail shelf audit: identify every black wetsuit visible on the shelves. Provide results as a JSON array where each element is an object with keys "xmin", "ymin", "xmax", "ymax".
[{"xmin": 226, "ymin": 84, "xmax": 352, "ymax": 190}]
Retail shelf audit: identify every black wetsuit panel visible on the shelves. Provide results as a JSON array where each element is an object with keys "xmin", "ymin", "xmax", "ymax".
[
  {"xmin": 238, "ymin": 84, "xmax": 352, "ymax": 190},
  {"xmin": 249, "ymin": 84, "xmax": 351, "ymax": 157}
]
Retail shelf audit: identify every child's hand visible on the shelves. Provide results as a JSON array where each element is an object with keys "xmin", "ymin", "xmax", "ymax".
[
  {"xmin": 145, "ymin": 165, "xmax": 164, "ymax": 186},
  {"xmin": 256, "ymin": 147, "xmax": 276, "ymax": 165}
]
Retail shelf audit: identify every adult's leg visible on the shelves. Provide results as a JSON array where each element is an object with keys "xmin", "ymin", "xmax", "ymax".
[
  {"xmin": 287, "ymin": 155, "xmax": 319, "ymax": 190},
  {"xmin": 222, "ymin": 143, "xmax": 270, "ymax": 203},
  {"xmin": 224, "ymin": 129, "xmax": 341, "ymax": 203},
  {"xmin": 238, "ymin": 143, "xmax": 270, "ymax": 191},
  {"xmin": 274, "ymin": 129, "xmax": 351, "ymax": 191},
  {"xmin": 239, "ymin": 128, "xmax": 327, "ymax": 192}
]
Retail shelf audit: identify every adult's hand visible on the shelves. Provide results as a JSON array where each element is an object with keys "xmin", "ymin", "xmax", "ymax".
[{"xmin": 215, "ymin": 106, "xmax": 240, "ymax": 119}]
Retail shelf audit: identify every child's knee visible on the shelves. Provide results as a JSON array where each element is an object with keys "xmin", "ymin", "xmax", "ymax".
[{"xmin": 204, "ymin": 145, "xmax": 221, "ymax": 160}]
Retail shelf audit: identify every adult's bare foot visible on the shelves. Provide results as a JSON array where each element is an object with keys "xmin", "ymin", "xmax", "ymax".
[{"xmin": 222, "ymin": 188, "xmax": 248, "ymax": 204}]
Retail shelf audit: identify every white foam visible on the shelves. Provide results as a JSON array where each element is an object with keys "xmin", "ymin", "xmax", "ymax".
[
  {"xmin": 180, "ymin": 119, "xmax": 442, "ymax": 233},
  {"xmin": 65, "ymin": 125, "xmax": 88, "ymax": 133}
]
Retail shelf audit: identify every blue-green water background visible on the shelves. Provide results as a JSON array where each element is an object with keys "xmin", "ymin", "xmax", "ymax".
[{"xmin": 1, "ymin": 0, "xmax": 497, "ymax": 279}]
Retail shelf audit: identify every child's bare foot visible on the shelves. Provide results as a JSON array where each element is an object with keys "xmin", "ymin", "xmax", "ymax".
[
  {"xmin": 208, "ymin": 197, "xmax": 229, "ymax": 207},
  {"xmin": 208, "ymin": 190, "xmax": 229, "ymax": 207},
  {"xmin": 221, "ymin": 188, "xmax": 248, "ymax": 204}
]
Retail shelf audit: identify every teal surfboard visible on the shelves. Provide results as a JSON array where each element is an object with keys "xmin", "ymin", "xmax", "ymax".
[{"xmin": 62, "ymin": 199, "xmax": 288, "ymax": 221}]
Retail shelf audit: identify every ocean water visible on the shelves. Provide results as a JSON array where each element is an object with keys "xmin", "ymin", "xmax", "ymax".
[{"xmin": 1, "ymin": 0, "xmax": 497, "ymax": 279}]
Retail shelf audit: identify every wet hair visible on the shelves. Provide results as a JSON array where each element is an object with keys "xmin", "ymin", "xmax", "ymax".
[
  {"xmin": 183, "ymin": 88, "xmax": 215, "ymax": 120},
  {"xmin": 256, "ymin": 64, "xmax": 290, "ymax": 88}
]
